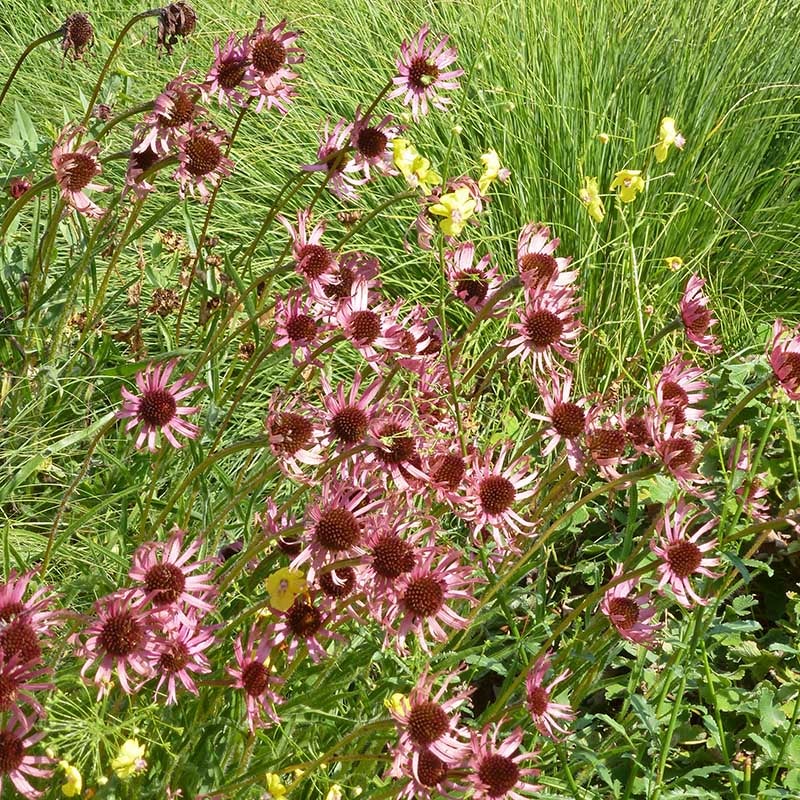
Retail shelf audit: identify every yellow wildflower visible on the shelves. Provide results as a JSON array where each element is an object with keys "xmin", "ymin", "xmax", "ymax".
[
  {"xmin": 654, "ymin": 117, "xmax": 685, "ymax": 163},
  {"xmin": 326, "ymin": 785, "xmax": 343, "ymax": 800},
  {"xmin": 428, "ymin": 187, "xmax": 476, "ymax": 237},
  {"xmin": 478, "ymin": 149, "xmax": 501, "ymax": 194},
  {"xmin": 111, "ymin": 739, "xmax": 147, "ymax": 780},
  {"xmin": 59, "ymin": 761, "xmax": 83, "ymax": 798},
  {"xmin": 392, "ymin": 138, "xmax": 441, "ymax": 194},
  {"xmin": 579, "ymin": 176, "xmax": 605, "ymax": 222},
  {"xmin": 265, "ymin": 567, "xmax": 307, "ymax": 612},
  {"xmin": 265, "ymin": 772, "xmax": 287, "ymax": 798},
  {"xmin": 384, "ymin": 692, "xmax": 411, "ymax": 716},
  {"xmin": 609, "ymin": 169, "xmax": 645, "ymax": 203},
  {"xmin": 665, "ymin": 256, "xmax": 683, "ymax": 271},
  {"xmin": 597, "ymin": 132, "xmax": 610, "ymax": 145}
]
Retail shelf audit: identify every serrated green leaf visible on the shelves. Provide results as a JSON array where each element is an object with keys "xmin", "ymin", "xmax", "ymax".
[{"xmin": 758, "ymin": 684, "xmax": 786, "ymax": 734}]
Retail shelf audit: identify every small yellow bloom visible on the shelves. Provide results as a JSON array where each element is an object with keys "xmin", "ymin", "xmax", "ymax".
[
  {"xmin": 265, "ymin": 567, "xmax": 307, "ymax": 612},
  {"xmin": 610, "ymin": 169, "xmax": 645, "ymax": 203},
  {"xmin": 579, "ymin": 176, "xmax": 605, "ymax": 223},
  {"xmin": 59, "ymin": 761, "xmax": 83, "ymax": 798},
  {"xmin": 384, "ymin": 692, "xmax": 411, "ymax": 716},
  {"xmin": 654, "ymin": 117, "xmax": 685, "ymax": 163},
  {"xmin": 428, "ymin": 187, "xmax": 476, "ymax": 237},
  {"xmin": 392, "ymin": 138, "xmax": 441, "ymax": 194},
  {"xmin": 265, "ymin": 772, "xmax": 287, "ymax": 798},
  {"xmin": 665, "ymin": 256, "xmax": 683, "ymax": 271},
  {"xmin": 326, "ymin": 785, "xmax": 343, "ymax": 800},
  {"xmin": 111, "ymin": 739, "xmax": 147, "ymax": 780},
  {"xmin": 478, "ymin": 149, "xmax": 501, "ymax": 194},
  {"xmin": 597, "ymin": 132, "xmax": 610, "ymax": 145}
]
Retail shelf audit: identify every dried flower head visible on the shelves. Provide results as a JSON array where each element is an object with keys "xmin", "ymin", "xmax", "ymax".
[
  {"xmin": 157, "ymin": 2, "xmax": 197, "ymax": 55},
  {"xmin": 61, "ymin": 13, "xmax": 94, "ymax": 61}
]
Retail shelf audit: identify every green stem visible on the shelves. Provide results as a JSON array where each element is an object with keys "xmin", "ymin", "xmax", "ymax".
[{"xmin": 0, "ymin": 29, "xmax": 62, "ymax": 108}]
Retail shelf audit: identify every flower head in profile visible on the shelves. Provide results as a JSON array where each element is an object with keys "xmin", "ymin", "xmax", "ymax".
[
  {"xmin": 0, "ymin": 716, "xmax": 53, "ymax": 798},
  {"xmin": 60, "ymin": 12, "xmax": 94, "ymax": 61},
  {"xmin": 654, "ymin": 117, "xmax": 685, "ymax": 163},
  {"xmin": 302, "ymin": 118, "xmax": 365, "ymax": 202},
  {"xmin": 428, "ymin": 187, "xmax": 476, "ymax": 237},
  {"xmin": 769, "ymin": 319, "xmax": 800, "ymax": 401},
  {"xmin": 532, "ymin": 372, "xmax": 587, "ymax": 473},
  {"xmin": 51, "ymin": 125, "xmax": 106, "ymax": 218},
  {"xmin": 389, "ymin": 25, "xmax": 464, "ymax": 121},
  {"xmin": 157, "ymin": 2, "xmax": 197, "ymax": 55},
  {"xmin": 600, "ymin": 565, "xmax": 661, "ymax": 646},
  {"xmin": 610, "ymin": 169, "xmax": 645, "ymax": 203},
  {"xmin": 111, "ymin": 739, "xmax": 147, "ymax": 779},
  {"xmin": 651, "ymin": 500, "xmax": 720, "ymax": 607},
  {"xmin": 173, "ymin": 122, "xmax": 234, "ymax": 202},
  {"xmin": 393, "ymin": 138, "xmax": 441, "ymax": 193},
  {"xmin": 137, "ymin": 73, "xmax": 203, "ymax": 155},
  {"xmin": 467, "ymin": 723, "xmax": 541, "ymax": 800},
  {"xmin": 579, "ymin": 176, "xmax": 605, "ymax": 222},
  {"xmin": 117, "ymin": 360, "xmax": 202, "ymax": 452},
  {"xmin": 203, "ymin": 33, "xmax": 254, "ymax": 109},
  {"xmin": 680, "ymin": 274, "xmax": 721, "ymax": 354},
  {"xmin": 525, "ymin": 652, "xmax": 574, "ymax": 741}
]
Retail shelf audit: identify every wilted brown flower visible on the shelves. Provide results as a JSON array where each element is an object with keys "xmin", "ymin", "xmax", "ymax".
[
  {"xmin": 157, "ymin": 2, "xmax": 197, "ymax": 55},
  {"xmin": 147, "ymin": 287, "xmax": 182, "ymax": 317},
  {"xmin": 61, "ymin": 13, "xmax": 94, "ymax": 61}
]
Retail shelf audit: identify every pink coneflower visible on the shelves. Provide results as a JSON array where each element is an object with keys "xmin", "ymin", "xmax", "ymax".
[
  {"xmin": 460, "ymin": 445, "xmax": 537, "ymax": 552},
  {"xmin": 620, "ymin": 402, "xmax": 655, "ymax": 455},
  {"xmin": 0, "ymin": 652, "xmax": 52, "ymax": 720},
  {"xmin": 312, "ymin": 251, "xmax": 381, "ymax": 311},
  {"xmin": 389, "ymin": 25, "xmax": 464, "ymax": 121},
  {"xmin": 302, "ymin": 118, "xmax": 365, "ymax": 201},
  {"xmin": 281, "ymin": 208, "xmax": 338, "ymax": 286},
  {"xmin": 203, "ymin": 33, "xmax": 254, "ymax": 110},
  {"xmin": 0, "ymin": 572, "xmax": 60, "ymax": 665},
  {"xmin": 78, "ymin": 593, "xmax": 154, "ymax": 697},
  {"xmin": 600, "ymin": 565, "xmax": 661, "ymax": 646},
  {"xmin": 128, "ymin": 528, "xmax": 217, "ymax": 622},
  {"xmin": 412, "ymin": 190, "xmax": 439, "ymax": 251},
  {"xmin": 0, "ymin": 716, "xmax": 53, "ymax": 799},
  {"xmin": 584, "ymin": 404, "xmax": 631, "ymax": 479},
  {"xmin": 506, "ymin": 287, "xmax": 582, "ymax": 373},
  {"xmin": 393, "ymin": 748, "xmax": 469, "ymax": 800},
  {"xmin": 394, "ymin": 305, "xmax": 444, "ymax": 375},
  {"xmin": 446, "ymin": 243, "xmax": 509, "ymax": 315},
  {"xmin": 680, "ymin": 274, "xmax": 721, "ymax": 354},
  {"xmin": 137, "ymin": 74, "xmax": 203, "ymax": 155},
  {"xmin": 649, "ymin": 418, "xmax": 710, "ymax": 495},
  {"xmin": 427, "ymin": 447, "xmax": 468, "ymax": 504},
  {"xmin": 227, "ymin": 625, "xmax": 284, "ymax": 731},
  {"xmin": 351, "ymin": 107, "xmax": 399, "ymax": 179},
  {"xmin": 125, "ymin": 130, "xmax": 161, "ymax": 200},
  {"xmin": 532, "ymin": 372, "xmax": 587, "ymax": 472},
  {"xmin": 769, "ymin": 319, "xmax": 800, "ymax": 401},
  {"xmin": 728, "ymin": 442, "xmax": 770, "ymax": 521},
  {"xmin": 117, "ymin": 359, "xmax": 202, "ymax": 452},
  {"xmin": 651, "ymin": 500, "xmax": 721, "ymax": 607},
  {"xmin": 367, "ymin": 407, "xmax": 428, "ymax": 490},
  {"xmin": 337, "ymin": 280, "xmax": 406, "ymax": 363},
  {"xmin": 263, "ymin": 595, "xmax": 344, "ymax": 662},
  {"xmin": 385, "ymin": 549, "xmax": 477, "ymax": 652},
  {"xmin": 388, "ymin": 671, "xmax": 472, "ymax": 780},
  {"xmin": 273, "ymin": 290, "xmax": 325, "ymax": 363},
  {"xmin": 248, "ymin": 16, "xmax": 304, "ymax": 114},
  {"xmin": 265, "ymin": 394, "xmax": 325, "ymax": 478},
  {"xmin": 147, "ymin": 620, "xmax": 215, "ymax": 704},
  {"xmin": 254, "ymin": 497, "xmax": 301, "ymax": 554},
  {"xmin": 51, "ymin": 125, "xmax": 106, "ymax": 218},
  {"xmin": 296, "ymin": 482, "xmax": 382, "ymax": 577},
  {"xmin": 525, "ymin": 653, "xmax": 574, "ymax": 741},
  {"xmin": 173, "ymin": 122, "xmax": 234, "ymax": 202},
  {"xmin": 516, "ymin": 223, "xmax": 577, "ymax": 297},
  {"xmin": 655, "ymin": 355, "xmax": 708, "ymax": 427},
  {"xmin": 320, "ymin": 371, "xmax": 384, "ymax": 450},
  {"xmin": 467, "ymin": 723, "xmax": 541, "ymax": 800}
]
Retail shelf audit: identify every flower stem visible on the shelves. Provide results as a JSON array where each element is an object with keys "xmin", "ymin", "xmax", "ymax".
[{"xmin": 0, "ymin": 29, "xmax": 62, "ymax": 108}]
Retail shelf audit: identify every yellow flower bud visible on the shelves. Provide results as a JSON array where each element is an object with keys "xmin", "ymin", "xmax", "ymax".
[
  {"xmin": 655, "ymin": 117, "xmax": 685, "ymax": 163},
  {"xmin": 665, "ymin": 256, "xmax": 683, "ymax": 271},
  {"xmin": 598, "ymin": 132, "xmax": 610, "ymax": 144}
]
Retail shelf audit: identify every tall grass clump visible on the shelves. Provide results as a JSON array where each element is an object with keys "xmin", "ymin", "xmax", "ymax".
[{"xmin": 0, "ymin": 2, "xmax": 799, "ymax": 800}]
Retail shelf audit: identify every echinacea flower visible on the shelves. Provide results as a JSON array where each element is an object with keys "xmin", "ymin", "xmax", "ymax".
[
  {"xmin": 393, "ymin": 748, "xmax": 469, "ymax": 800},
  {"xmin": 203, "ymin": 33, "xmax": 254, "ymax": 110},
  {"xmin": 654, "ymin": 117, "xmax": 685, "ymax": 163},
  {"xmin": 0, "ymin": 572, "xmax": 61, "ymax": 665},
  {"xmin": 8, "ymin": 176, "xmax": 31, "ymax": 199},
  {"xmin": 302, "ymin": 118, "xmax": 365, "ymax": 202},
  {"xmin": 600, "ymin": 565, "xmax": 662, "ymax": 646},
  {"xmin": 0, "ymin": 716, "xmax": 53, "ymax": 799},
  {"xmin": 117, "ymin": 359, "xmax": 202, "ymax": 452},
  {"xmin": 265, "ymin": 394, "xmax": 325, "ymax": 478},
  {"xmin": 111, "ymin": 739, "xmax": 147, "ymax": 779},
  {"xmin": 60, "ymin": 12, "xmax": 94, "ymax": 61},
  {"xmin": 77, "ymin": 593, "xmax": 154, "ymax": 697},
  {"xmin": 728, "ymin": 442, "xmax": 771, "ymax": 522},
  {"xmin": 516, "ymin": 223, "xmax": 577, "ymax": 297},
  {"xmin": 137, "ymin": 73, "xmax": 203, "ymax": 155},
  {"xmin": 387, "ymin": 671, "xmax": 472, "ymax": 780},
  {"xmin": 393, "ymin": 138, "xmax": 441, "ymax": 193},
  {"xmin": 157, "ymin": 2, "xmax": 197, "ymax": 55},
  {"xmin": 273, "ymin": 290, "xmax": 324, "ymax": 364},
  {"xmin": 248, "ymin": 16, "xmax": 304, "ymax": 114},
  {"xmin": 51, "ymin": 125, "xmax": 106, "ymax": 218},
  {"xmin": 769, "ymin": 319, "xmax": 800, "ymax": 401},
  {"xmin": 467, "ymin": 723, "xmax": 541, "ymax": 800},
  {"xmin": 655, "ymin": 354, "xmax": 708, "ymax": 427},
  {"xmin": 680, "ymin": 274, "xmax": 721, "ymax": 354},
  {"xmin": 525, "ymin": 652, "xmax": 575, "ymax": 741},
  {"xmin": 281, "ymin": 208, "xmax": 338, "ymax": 286},
  {"xmin": 531, "ymin": 372, "xmax": 587, "ymax": 473},
  {"xmin": 649, "ymin": 419, "xmax": 710, "ymax": 495},
  {"xmin": 263, "ymin": 595, "xmax": 344, "ymax": 663},
  {"xmin": 319, "ymin": 371, "xmax": 384, "ymax": 450},
  {"xmin": 428, "ymin": 186, "xmax": 476, "ymax": 237},
  {"xmin": 367, "ymin": 407, "xmax": 428, "ymax": 490},
  {"xmin": 147, "ymin": 620, "xmax": 215, "ymax": 704},
  {"xmin": 651, "ymin": 500, "xmax": 721, "ymax": 607},
  {"xmin": 506, "ymin": 287, "xmax": 582, "ymax": 373},
  {"xmin": 173, "ymin": 122, "xmax": 234, "ymax": 202},
  {"xmin": 389, "ymin": 25, "xmax": 464, "ymax": 121},
  {"xmin": 584, "ymin": 404, "xmax": 631, "ymax": 480},
  {"xmin": 124, "ymin": 134, "xmax": 160, "ymax": 200},
  {"xmin": 228, "ymin": 626, "xmax": 284, "ymax": 730},
  {"xmin": 128, "ymin": 528, "xmax": 217, "ymax": 622},
  {"xmin": 351, "ymin": 107, "xmax": 400, "ymax": 179},
  {"xmin": 610, "ymin": 169, "xmax": 645, "ymax": 203},
  {"xmin": 0, "ymin": 651, "xmax": 52, "ymax": 719},
  {"xmin": 579, "ymin": 176, "xmax": 605, "ymax": 222},
  {"xmin": 337, "ymin": 280, "xmax": 406, "ymax": 363},
  {"xmin": 446, "ymin": 242, "xmax": 509, "ymax": 315}
]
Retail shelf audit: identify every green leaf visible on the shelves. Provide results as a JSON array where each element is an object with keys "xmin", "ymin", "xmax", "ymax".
[
  {"xmin": 758, "ymin": 684, "xmax": 786, "ymax": 734},
  {"xmin": 630, "ymin": 693, "xmax": 660, "ymax": 738}
]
